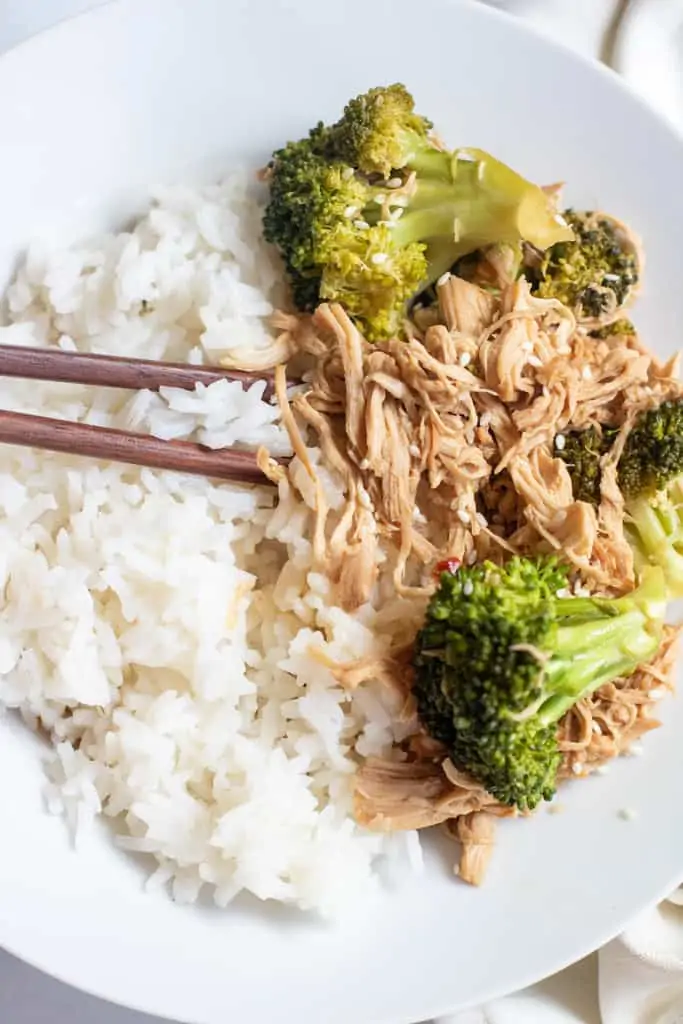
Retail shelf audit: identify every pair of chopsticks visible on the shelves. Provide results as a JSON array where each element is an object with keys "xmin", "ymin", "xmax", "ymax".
[{"xmin": 0, "ymin": 345, "xmax": 286, "ymax": 484}]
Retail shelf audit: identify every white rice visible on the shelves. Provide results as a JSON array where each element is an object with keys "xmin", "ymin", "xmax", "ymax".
[{"xmin": 0, "ymin": 170, "xmax": 421, "ymax": 917}]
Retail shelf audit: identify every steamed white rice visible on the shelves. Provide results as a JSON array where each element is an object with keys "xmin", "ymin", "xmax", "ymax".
[{"xmin": 0, "ymin": 170, "xmax": 421, "ymax": 916}]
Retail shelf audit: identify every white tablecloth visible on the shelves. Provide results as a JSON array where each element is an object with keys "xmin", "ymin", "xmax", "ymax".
[{"xmin": 0, "ymin": 1, "xmax": 651, "ymax": 1022}]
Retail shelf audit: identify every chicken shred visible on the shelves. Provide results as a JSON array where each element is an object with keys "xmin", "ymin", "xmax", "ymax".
[
  {"xmin": 436, "ymin": 275, "xmax": 498, "ymax": 337},
  {"xmin": 263, "ymin": 263, "xmax": 683, "ymax": 887},
  {"xmin": 452, "ymin": 812, "xmax": 498, "ymax": 886},
  {"xmin": 354, "ymin": 757, "xmax": 504, "ymax": 832}
]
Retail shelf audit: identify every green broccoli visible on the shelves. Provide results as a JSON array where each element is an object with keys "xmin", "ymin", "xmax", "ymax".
[
  {"xmin": 263, "ymin": 84, "xmax": 573, "ymax": 340},
  {"xmin": 590, "ymin": 318, "xmax": 636, "ymax": 339},
  {"xmin": 526, "ymin": 209, "xmax": 639, "ymax": 320},
  {"xmin": 557, "ymin": 427, "xmax": 615, "ymax": 505},
  {"xmin": 413, "ymin": 557, "xmax": 665, "ymax": 810},
  {"xmin": 558, "ymin": 399, "xmax": 683, "ymax": 594},
  {"xmin": 322, "ymin": 82, "xmax": 440, "ymax": 178}
]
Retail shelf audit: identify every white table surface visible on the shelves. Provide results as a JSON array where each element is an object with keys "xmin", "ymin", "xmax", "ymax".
[{"xmin": 0, "ymin": 1, "xmax": 623, "ymax": 1021}]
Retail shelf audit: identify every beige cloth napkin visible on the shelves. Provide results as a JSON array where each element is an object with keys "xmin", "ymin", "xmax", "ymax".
[{"xmin": 438, "ymin": 889, "xmax": 683, "ymax": 1023}]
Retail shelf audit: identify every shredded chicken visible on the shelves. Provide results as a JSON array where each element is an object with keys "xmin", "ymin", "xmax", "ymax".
[
  {"xmin": 274, "ymin": 300, "xmax": 494, "ymax": 607},
  {"xmin": 451, "ymin": 812, "xmax": 498, "ymax": 886},
  {"xmin": 558, "ymin": 625, "xmax": 680, "ymax": 775},
  {"xmin": 311, "ymin": 644, "xmax": 415, "ymax": 701},
  {"xmin": 437, "ymin": 275, "xmax": 498, "ymax": 338},
  {"xmin": 260, "ymin": 256, "xmax": 683, "ymax": 888},
  {"xmin": 219, "ymin": 311, "xmax": 303, "ymax": 371},
  {"xmin": 354, "ymin": 757, "xmax": 505, "ymax": 832},
  {"xmin": 272, "ymin": 262, "xmax": 683, "ymax": 607}
]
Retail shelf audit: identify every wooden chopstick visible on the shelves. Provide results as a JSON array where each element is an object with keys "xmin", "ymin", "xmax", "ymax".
[
  {"xmin": 0, "ymin": 345, "xmax": 275, "ymax": 396},
  {"xmin": 0, "ymin": 345, "xmax": 291, "ymax": 484},
  {"xmin": 0, "ymin": 409, "xmax": 276, "ymax": 483}
]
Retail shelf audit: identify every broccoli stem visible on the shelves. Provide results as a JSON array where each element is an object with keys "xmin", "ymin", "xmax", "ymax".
[
  {"xmin": 392, "ymin": 204, "xmax": 465, "ymax": 245},
  {"xmin": 404, "ymin": 144, "xmax": 453, "ymax": 179},
  {"xmin": 628, "ymin": 496, "xmax": 674, "ymax": 556},
  {"xmin": 540, "ymin": 610, "xmax": 659, "ymax": 723},
  {"xmin": 538, "ymin": 569, "xmax": 665, "ymax": 723},
  {"xmin": 626, "ymin": 486, "xmax": 683, "ymax": 593},
  {"xmin": 390, "ymin": 151, "xmax": 571, "ymax": 257}
]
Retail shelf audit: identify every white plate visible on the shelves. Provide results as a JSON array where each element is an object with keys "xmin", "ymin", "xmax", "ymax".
[
  {"xmin": 612, "ymin": 0, "xmax": 683, "ymax": 132},
  {"xmin": 1, "ymin": 1, "xmax": 683, "ymax": 1021}
]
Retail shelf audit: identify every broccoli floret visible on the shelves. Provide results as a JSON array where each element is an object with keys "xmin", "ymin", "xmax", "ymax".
[
  {"xmin": 527, "ymin": 210, "xmax": 638, "ymax": 320},
  {"xmin": 324, "ymin": 83, "xmax": 437, "ymax": 178},
  {"xmin": 413, "ymin": 557, "xmax": 665, "ymax": 810},
  {"xmin": 557, "ymin": 427, "xmax": 615, "ymax": 505},
  {"xmin": 263, "ymin": 84, "xmax": 573, "ymax": 341},
  {"xmin": 618, "ymin": 401, "xmax": 683, "ymax": 499},
  {"xmin": 558, "ymin": 399, "xmax": 683, "ymax": 594},
  {"xmin": 615, "ymin": 400, "xmax": 683, "ymax": 594},
  {"xmin": 261, "ymin": 132, "xmax": 364, "ymax": 311},
  {"xmin": 590, "ymin": 318, "xmax": 636, "ymax": 339}
]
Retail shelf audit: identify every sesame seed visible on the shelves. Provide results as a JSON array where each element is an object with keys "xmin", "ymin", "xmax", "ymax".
[
  {"xmin": 342, "ymin": 167, "xmax": 354, "ymax": 180},
  {"xmin": 374, "ymin": 194, "xmax": 386, "ymax": 206},
  {"xmin": 618, "ymin": 808, "xmax": 637, "ymax": 821},
  {"xmin": 595, "ymin": 765, "xmax": 610, "ymax": 776},
  {"xmin": 457, "ymin": 509, "xmax": 470, "ymax": 525},
  {"xmin": 354, "ymin": 220, "xmax": 370, "ymax": 230},
  {"xmin": 649, "ymin": 686, "xmax": 667, "ymax": 700},
  {"xmin": 462, "ymin": 580, "xmax": 474, "ymax": 596},
  {"xmin": 409, "ymin": 444, "xmax": 420, "ymax": 458},
  {"xmin": 371, "ymin": 252, "xmax": 388, "ymax": 265},
  {"xmin": 628, "ymin": 743, "xmax": 644, "ymax": 757},
  {"xmin": 390, "ymin": 207, "xmax": 404, "ymax": 221},
  {"xmin": 591, "ymin": 722, "xmax": 602, "ymax": 735},
  {"xmin": 387, "ymin": 177, "xmax": 403, "ymax": 188},
  {"xmin": 479, "ymin": 412, "xmax": 492, "ymax": 428},
  {"xmin": 527, "ymin": 355, "xmax": 543, "ymax": 368},
  {"xmin": 437, "ymin": 272, "xmax": 452, "ymax": 287},
  {"xmin": 554, "ymin": 433, "xmax": 566, "ymax": 450},
  {"xmin": 459, "ymin": 352, "xmax": 472, "ymax": 367},
  {"xmin": 582, "ymin": 366, "xmax": 593, "ymax": 380},
  {"xmin": 467, "ymin": 550, "xmax": 477, "ymax": 565},
  {"xmin": 344, "ymin": 205, "xmax": 358, "ymax": 218},
  {"xmin": 475, "ymin": 513, "xmax": 488, "ymax": 528},
  {"xmin": 359, "ymin": 458, "xmax": 370, "ymax": 471},
  {"xmin": 521, "ymin": 341, "xmax": 533, "ymax": 353},
  {"xmin": 379, "ymin": 220, "xmax": 396, "ymax": 229},
  {"xmin": 556, "ymin": 587, "xmax": 571, "ymax": 599},
  {"xmin": 572, "ymin": 762, "xmax": 584, "ymax": 775},
  {"xmin": 391, "ymin": 196, "xmax": 408, "ymax": 208},
  {"xmin": 603, "ymin": 273, "xmax": 620, "ymax": 282}
]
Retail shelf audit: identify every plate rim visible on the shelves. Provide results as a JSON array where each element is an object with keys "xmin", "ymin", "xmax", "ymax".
[{"xmin": 1, "ymin": 1, "xmax": 683, "ymax": 1021}]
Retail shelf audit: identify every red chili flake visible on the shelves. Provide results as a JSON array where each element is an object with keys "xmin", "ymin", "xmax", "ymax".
[{"xmin": 434, "ymin": 558, "xmax": 461, "ymax": 577}]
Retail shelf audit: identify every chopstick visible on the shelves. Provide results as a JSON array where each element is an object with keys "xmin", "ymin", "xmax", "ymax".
[
  {"xmin": 0, "ymin": 344, "xmax": 275, "ymax": 397},
  {"xmin": 0, "ymin": 345, "xmax": 290, "ymax": 484},
  {"xmin": 0, "ymin": 410, "xmax": 274, "ymax": 483}
]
